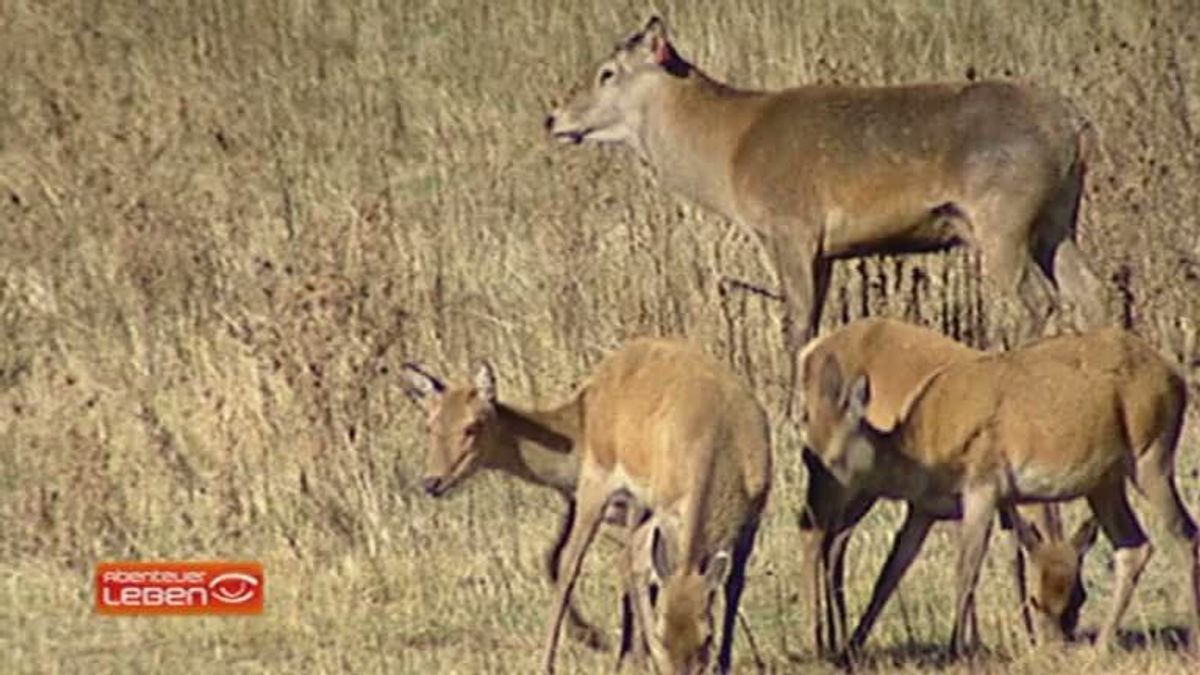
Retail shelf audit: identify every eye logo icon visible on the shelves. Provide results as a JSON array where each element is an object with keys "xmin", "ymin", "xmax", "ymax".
[
  {"xmin": 96, "ymin": 561, "xmax": 264, "ymax": 615},
  {"xmin": 208, "ymin": 572, "xmax": 259, "ymax": 605}
]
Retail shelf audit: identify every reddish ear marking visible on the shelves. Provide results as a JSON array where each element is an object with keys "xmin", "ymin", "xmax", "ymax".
[{"xmin": 653, "ymin": 39, "xmax": 671, "ymax": 66}]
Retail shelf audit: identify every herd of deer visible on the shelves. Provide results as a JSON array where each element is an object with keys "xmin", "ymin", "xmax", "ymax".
[{"xmin": 401, "ymin": 17, "xmax": 1198, "ymax": 675}]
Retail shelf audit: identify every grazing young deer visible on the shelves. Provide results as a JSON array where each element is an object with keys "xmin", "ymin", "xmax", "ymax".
[
  {"xmin": 546, "ymin": 16, "xmax": 1105, "ymax": 408},
  {"xmin": 797, "ymin": 318, "xmax": 1094, "ymax": 656},
  {"xmin": 808, "ymin": 326, "xmax": 1199, "ymax": 656},
  {"xmin": 402, "ymin": 339, "xmax": 771, "ymax": 674},
  {"xmin": 402, "ymin": 360, "xmax": 618, "ymax": 655}
]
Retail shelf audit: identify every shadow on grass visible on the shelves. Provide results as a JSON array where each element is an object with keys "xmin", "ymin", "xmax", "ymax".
[
  {"xmin": 1075, "ymin": 624, "xmax": 1191, "ymax": 652},
  {"xmin": 782, "ymin": 626, "xmax": 1195, "ymax": 672},
  {"xmin": 786, "ymin": 642, "xmax": 1004, "ymax": 672}
]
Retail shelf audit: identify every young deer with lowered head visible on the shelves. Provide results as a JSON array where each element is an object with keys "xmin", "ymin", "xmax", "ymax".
[
  {"xmin": 403, "ymin": 361, "xmax": 633, "ymax": 659},
  {"xmin": 546, "ymin": 17, "xmax": 1105, "ymax": 409},
  {"xmin": 403, "ymin": 338, "xmax": 771, "ymax": 674},
  {"xmin": 808, "ymin": 326, "xmax": 1199, "ymax": 656},
  {"xmin": 797, "ymin": 318, "xmax": 1098, "ymax": 657}
]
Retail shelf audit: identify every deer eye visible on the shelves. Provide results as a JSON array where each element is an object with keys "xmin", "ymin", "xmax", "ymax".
[{"xmin": 598, "ymin": 68, "xmax": 615, "ymax": 85}]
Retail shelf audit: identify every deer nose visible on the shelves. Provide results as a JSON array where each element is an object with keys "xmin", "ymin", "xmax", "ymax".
[{"xmin": 422, "ymin": 477, "xmax": 442, "ymax": 496}]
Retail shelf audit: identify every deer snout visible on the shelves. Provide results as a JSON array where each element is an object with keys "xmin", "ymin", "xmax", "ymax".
[{"xmin": 421, "ymin": 476, "xmax": 443, "ymax": 497}]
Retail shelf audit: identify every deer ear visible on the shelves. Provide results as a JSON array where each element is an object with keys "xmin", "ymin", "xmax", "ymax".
[
  {"xmin": 846, "ymin": 374, "xmax": 871, "ymax": 421},
  {"xmin": 471, "ymin": 359, "xmax": 497, "ymax": 403},
  {"xmin": 651, "ymin": 523, "xmax": 674, "ymax": 580},
  {"xmin": 704, "ymin": 550, "xmax": 731, "ymax": 591},
  {"xmin": 818, "ymin": 354, "xmax": 845, "ymax": 407},
  {"xmin": 640, "ymin": 16, "xmax": 673, "ymax": 64},
  {"xmin": 1071, "ymin": 517, "xmax": 1100, "ymax": 556},
  {"xmin": 1011, "ymin": 513, "xmax": 1044, "ymax": 553},
  {"xmin": 642, "ymin": 16, "xmax": 667, "ymax": 44},
  {"xmin": 400, "ymin": 363, "xmax": 444, "ymax": 405}
]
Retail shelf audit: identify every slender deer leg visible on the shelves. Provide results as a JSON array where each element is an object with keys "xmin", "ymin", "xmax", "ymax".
[
  {"xmin": 824, "ymin": 526, "xmax": 850, "ymax": 653},
  {"xmin": 848, "ymin": 506, "xmax": 936, "ymax": 654},
  {"xmin": 543, "ymin": 483, "xmax": 611, "ymax": 674},
  {"xmin": 1133, "ymin": 430, "xmax": 1200, "ymax": 655},
  {"xmin": 951, "ymin": 488, "xmax": 998, "ymax": 657},
  {"xmin": 827, "ymin": 493, "xmax": 876, "ymax": 654},
  {"xmin": 983, "ymin": 243, "xmax": 1043, "ymax": 347},
  {"xmin": 969, "ymin": 192, "xmax": 1053, "ymax": 346},
  {"xmin": 616, "ymin": 500, "xmax": 652, "ymax": 670},
  {"xmin": 716, "ymin": 518, "xmax": 760, "ymax": 674},
  {"xmin": 796, "ymin": 506, "xmax": 827, "ymax": 656},
  {"xmin": 1087, "ymin": 477, "xmax": 1152, "ymax": 653},
  {"xmin": 799, "ymin": 448, "xmax": 839, "ymax": 656},
  {"xmin": 1030, "ymin": 162, "xmax": 1107, "ymax": 331},
  {"xmin": 965, "ymin": 585, "xmax": 981, "ymax": 650},
  {"xmin": 1003, "ymin": 514, "xmax": 1037, "ymax": 643},
  {"xmin": 1051, "ymin": 240, "xmax": 1106, "ymax": 329},
  {"xmin": 800, "ymin": 449, "xmax": 868, "ymax": 657},
  {"xmin": 546, "ymin": 499, "xmax": 610, "ymax": 651},
  {"xmin": 767, "ymin": 230, "xmax": 824, "ymax": 421}
]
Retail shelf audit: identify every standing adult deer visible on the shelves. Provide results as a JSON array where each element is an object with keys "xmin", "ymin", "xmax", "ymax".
[
  {"xmin": 807, "ymin": 326, "xmax": 1199, "ymax": 656},
  {"xmin": 401, "ymin": 338, "xmax": 771, "ymax": 674},
  {"xmin": 546, "ymin": 16, "xmax": 1105, "ymax": 404},
  {"xmin": 797, "ymin": 318, "xmax": 1098, "ymax": 657}
]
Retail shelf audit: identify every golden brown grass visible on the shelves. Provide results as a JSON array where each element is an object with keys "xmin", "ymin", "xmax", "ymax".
[{"xmin": 1, "ymin": 1, "xmax": 1198, "ymax": 673}]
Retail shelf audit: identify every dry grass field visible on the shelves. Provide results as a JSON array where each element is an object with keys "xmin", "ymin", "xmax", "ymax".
[{"xmin": 2, "ymin": 1, "xmax": 1199, "ymax": 673}]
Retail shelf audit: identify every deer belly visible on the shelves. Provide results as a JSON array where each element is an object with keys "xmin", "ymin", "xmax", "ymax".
[{"xmin": 1008, "ymin": 452, "xmax": 1124, "ymax": 501}]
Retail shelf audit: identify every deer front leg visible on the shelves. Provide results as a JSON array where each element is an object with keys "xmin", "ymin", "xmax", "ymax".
[
  {"xmin": 543, "ymin": 483, "xmax": 611, "ymax": 674},
  {"xmin": 825, "ymin": 491, "xmax": 876, "ymax": 656},
  {"xmin": 767, "ymin": 231, "xmax": 829, "ymax": 421},
  {"xmin": 799, "ymin": 448, "xmax": 851, "ymax": 656},
  {"xmin": 545, "ymin": 499, "xmax": 611, "ymax": 652},
  {"xmin": 847, "ymin": 506, "xmax": 936, "ymax": 656},
  {"xmin": 615, "ymin": 497, "xmax": 653, "ymax": 670}
]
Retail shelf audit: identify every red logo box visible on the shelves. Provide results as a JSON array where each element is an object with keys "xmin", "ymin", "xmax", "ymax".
[{"xmin": 96, "ymin": 561, "xmax": 264, "ymax": 615}]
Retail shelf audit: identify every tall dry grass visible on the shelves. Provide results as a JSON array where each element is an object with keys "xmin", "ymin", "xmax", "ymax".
[{"xmin": 1, "ymin": 0, "xmax": 1198, "ymax": 672}]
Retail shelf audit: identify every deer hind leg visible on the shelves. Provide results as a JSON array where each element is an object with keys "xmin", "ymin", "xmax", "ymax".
[
  {"xmin": 542, "ymin": 481, "xmax": 612, "ymax": 674},
  {"xmin": 1087, "ymin": 474, "xmax": 1152, "ymax": 652},
  {"xmin": 951, "ymin": 487, "xmax": 999, "ymax": 657},
  {"xmin": 847, "ymin": 505, "xmax": 936, "ymax": 656},
  {"xmin": 1133, "ymin": 425, "xmax": 1200, "ymax": 654}
]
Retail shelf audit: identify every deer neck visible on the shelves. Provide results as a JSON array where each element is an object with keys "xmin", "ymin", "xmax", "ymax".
[
  {"xmin": 491, "ymin": 399, "xmax": 583, "ymax": 496},
  {"xmin": 636, "ymin": 69, "xmax": 759, "ymax": 218},
  {"xmin": 860, "ymin": 426, "xmax": 935, "ymax": 503}
]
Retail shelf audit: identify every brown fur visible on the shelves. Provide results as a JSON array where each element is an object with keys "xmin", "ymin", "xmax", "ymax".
[
  {"xmin": 797, "ymin": 318, "xmax": 1090, "ymax": 656},
  {"xmin": 812, "ymin": 325, "xmax": 1199, "ymax": 655},
  {"xmin": 402, "ymin": 338, "xmax": 771, "ymax": 674},
  {"xmin": 547, "ymin": 16, "xmax": 1106, "ymax": 412},
  {"xmin": 400, "ymin": 361, "xmax": 612, "ymax": 652}
]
